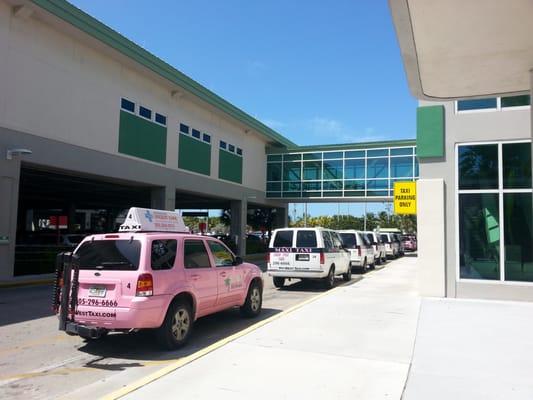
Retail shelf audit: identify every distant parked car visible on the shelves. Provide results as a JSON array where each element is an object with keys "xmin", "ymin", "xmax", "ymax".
[
  {"xmin": 363, "ymin": 231, "xmax": 386, "ymax": 264},
  {"xmin": 401, "ymin": 235, "xmax": 417, "ymax": 252},
  {"xmin": 380, "ymin": 233, "xmax": 399, "ymax": 259},
  {"xmin": 267, "ymin": 227, "xmax": 351, "ymax": 288},
  {"xmin": 338, "ymin": 230, "xmax": 375, "ymax": 272}
]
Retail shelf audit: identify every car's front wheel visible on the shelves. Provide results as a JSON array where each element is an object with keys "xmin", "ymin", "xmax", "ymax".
[
  {"xmin": 240, "ymin": 281, "xmax": 262, "ymax": 318},
  {"xmin": 156, "ymin": 299, "xmax": 193, "ymax": 350}
]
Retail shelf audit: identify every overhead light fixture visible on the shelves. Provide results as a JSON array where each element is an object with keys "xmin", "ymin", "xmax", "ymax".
[{"xmin": 6, "ymin": 148, "xmax": 32, "ymax": 160}]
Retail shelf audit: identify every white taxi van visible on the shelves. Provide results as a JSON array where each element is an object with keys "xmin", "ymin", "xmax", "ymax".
[{"xmin": 267, "ymin": 227, "xmax": 351, "ymax": 289}]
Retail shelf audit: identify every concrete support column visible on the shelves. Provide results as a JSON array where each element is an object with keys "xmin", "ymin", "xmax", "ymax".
[
  {"xmin": 0, "ymin": 158, "xmax": 21, "ymax": 280},
  {"xmin": 417, "ymin": 179, "xmax": 446, "ymax": 297},
  {"xmin": 230, "ymin": 199, "xmax": 247, "ymax": 257},
  {"xmin": 151, "ymin": 185, "xmax": 176, "ymax": 211},
  {"xmin": 273, "ymin": 206, "xmax": 288, "ymax": 229}
]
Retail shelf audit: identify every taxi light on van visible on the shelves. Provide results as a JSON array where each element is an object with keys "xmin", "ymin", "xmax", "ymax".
[{"xmin": 136, "ymin": 273, "xmax": 153, "ymax": 297}]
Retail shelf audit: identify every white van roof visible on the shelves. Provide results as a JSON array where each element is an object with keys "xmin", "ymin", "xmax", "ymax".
[{"xmin": 119, "ymin": 207, "xmax": 189, "ymax": 233}]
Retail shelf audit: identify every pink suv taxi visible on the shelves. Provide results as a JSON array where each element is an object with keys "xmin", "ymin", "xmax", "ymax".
[{"xmin": 54, "ymin": 208, "xmax": 263, "ymax": 349}]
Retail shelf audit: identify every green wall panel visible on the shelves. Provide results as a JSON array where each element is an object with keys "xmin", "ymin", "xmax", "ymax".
[
  {"xmin": 118, "ymin": 111, "xmax": 167, "ymax": 164},
  {"xmin": 219, "ymin": 150, "xmax": 243, "ymax": 184},
  {"xmin": 178, "ymin": 134, "xmax": 211, "ymax": 176},
  {"xmin": 416, "ymin": 105, "xmax": 444, "ymax": 159}
]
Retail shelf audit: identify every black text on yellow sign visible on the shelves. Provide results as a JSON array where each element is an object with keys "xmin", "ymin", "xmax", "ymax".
[{"xmin": 393, "ymin": 182, "xmax": 417, "ymax": 215}]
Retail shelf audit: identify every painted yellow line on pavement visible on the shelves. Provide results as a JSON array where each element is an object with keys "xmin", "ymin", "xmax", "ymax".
[{"xmin": 101, "ymin": 283, "xmax": 348, "ymax": 400}]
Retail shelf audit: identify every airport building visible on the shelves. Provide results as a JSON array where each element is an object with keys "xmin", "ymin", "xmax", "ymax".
[
  {"xmin": 0, "ymin": 0, "xmax": 415, "ymax": 281},
  {"xmin": 390, "ymin": 0, "xmax": 533, "ymax": 301}
]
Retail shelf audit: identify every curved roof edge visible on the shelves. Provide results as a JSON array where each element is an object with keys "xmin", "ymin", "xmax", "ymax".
[{"xmin": 30, "ymin": 0, "xmax": 297, "ymax": 148}]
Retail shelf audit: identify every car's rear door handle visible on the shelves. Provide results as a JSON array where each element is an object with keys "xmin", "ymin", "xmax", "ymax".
[
  {"xmin": 190, "ymin": 274, "xmax": 200, "ymax": 280},
  {"xmin": 219, "ymin": 272, "xmax": 227, "ymax": 277}
]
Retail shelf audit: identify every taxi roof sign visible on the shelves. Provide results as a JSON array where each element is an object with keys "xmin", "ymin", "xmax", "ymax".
[{"xmin": 119, "ymin": 208, "xmax": 189, "ymax": 233}]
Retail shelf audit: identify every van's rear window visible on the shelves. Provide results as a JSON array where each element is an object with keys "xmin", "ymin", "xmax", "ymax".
[
  {"xmin": 296, "ymin": 230, "xmax": 317, "ymax": 247},
  {"xmin": 273, "ymin": 231, "xmax": 293, "ymax": 247},
  {"xmin": 380, "ymin": 234, "xmax": 389, "ymax": 243},
  {"xmin": 75, "ymin": 240, "xmax": 141, "ymax": 270},
  {"xmin": 339, "ymin": 233, "xmax": 357, "ymax": 248}
]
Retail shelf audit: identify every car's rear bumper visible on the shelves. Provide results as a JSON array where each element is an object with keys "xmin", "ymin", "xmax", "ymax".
[
  {"xmin": 71, "ymin": 295, "xmax": 171, "ymax": 330},
  {"xmin": 268, "ymin": 269, "xmax": 327, "ymax": 279}
]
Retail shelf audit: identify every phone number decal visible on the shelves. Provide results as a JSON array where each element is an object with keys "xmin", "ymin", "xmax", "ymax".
[{"xmin": 77, "ymin": 298, "xmax": 118, "ymax": 307}]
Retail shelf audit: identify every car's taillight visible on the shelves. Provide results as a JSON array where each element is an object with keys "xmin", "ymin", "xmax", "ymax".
[
  {"xmin": 136, "ymin": 273, "xmax": 153, "ymax": 297},
  {"xmin": 320, "ymin": 251, "xmax": 325, "ymax": 265}
]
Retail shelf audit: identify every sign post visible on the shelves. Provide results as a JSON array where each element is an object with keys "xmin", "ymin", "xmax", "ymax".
[{"xmin": 393, "ymin": 182, "xmax": 417, "ymax": 215}]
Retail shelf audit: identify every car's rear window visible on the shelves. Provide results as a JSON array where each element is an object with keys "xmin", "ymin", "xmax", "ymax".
[
  {"xmin": 380, "ymin": 234, "xmax": 390, "ymax": 243},
  {"xmin": 296, "ymin": 230, "xmax": 317, "ymax": 247},
  {"xmin": 273, "ymin": 230, "xmax": 294, "ymax": 247},
  {"xmin": 76, "ymin": 240, "xmax": 141, "ymax": 270},
  {"xmin": 339, "ymin": 233, "xmax": 357, "ymax": 248}
]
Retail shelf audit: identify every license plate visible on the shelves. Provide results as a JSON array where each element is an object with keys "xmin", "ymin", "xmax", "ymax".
[
  {"xmin": 296, "ymin": 254, "xmax": 310, "ymax": 261},
  {"xmin": 88, "ymin": 286, "xmax": 106, "ymax": 298}
]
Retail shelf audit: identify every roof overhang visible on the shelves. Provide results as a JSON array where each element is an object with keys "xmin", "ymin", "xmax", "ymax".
[{"xmin": 389, "ymin": 0, "xmax": 533, "ymax": 100}]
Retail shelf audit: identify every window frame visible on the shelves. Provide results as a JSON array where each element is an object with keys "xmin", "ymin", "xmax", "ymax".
[
  {"xmin": 455, "ymin": 96, "xmax": 531, "ymax": 114},
  {"xmin": 120, "ymin": 98, "xmax": 136, "ymax": 114},
  {"xmin": 455, "ymin": 140, "xmax": 533, "ymax": 285},
  {"xmin": 138, "ymin": 105, "xmax": 153, "ymax": 121},
  {"xmin": 207, "ymin": 240, "xmax": 236, "ymax": 268}
]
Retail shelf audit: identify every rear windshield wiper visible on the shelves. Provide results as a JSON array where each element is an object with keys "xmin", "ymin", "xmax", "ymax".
[{"xmin": 99, "ymin": 261, "xmax": 135, "ymax": 268}]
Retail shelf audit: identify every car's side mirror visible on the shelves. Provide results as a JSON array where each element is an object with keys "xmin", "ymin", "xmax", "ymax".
[{"xmin": 234, "ymin": 256, "xmax": 243, "ymax": 266}]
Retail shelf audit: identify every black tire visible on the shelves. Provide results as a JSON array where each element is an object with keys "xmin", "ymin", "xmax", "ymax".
[
  {"xmin": 240, "ymin": 281, "xmax": 262, "ymax": 318},
  {"xmin": 323, "ymin": 266, "xmax": 335, "ymax": 289},
  {"xmin": 156, "ymin": 299, "xmax": 193, "ymax": 350},
  {"xmin": 273, "ymin": 277, "xmax": 285, "ymax": 288},
  {"xmin": 370, "ymin": 260, "xmax": 376, "ymax": 270},
  {"xmin": 342, "ymin": 264, "xmax": 352, "ymax": 281},
  {"xmin": 361, "ymin": 259, "xmax": 367, "ymax": 273},
  {"xmin": 375, "ymin": 256, "xmax": 381, "ymax": 266}
]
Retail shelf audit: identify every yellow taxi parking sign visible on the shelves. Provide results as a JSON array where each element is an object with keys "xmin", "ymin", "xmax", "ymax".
[{"xmin": 393, "ymin": 181, "xmax": 417, "ymax": 215}]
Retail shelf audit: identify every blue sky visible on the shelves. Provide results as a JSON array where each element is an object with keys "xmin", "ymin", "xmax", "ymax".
[{"xmin": 70, "ymin": 0, "xmax": 416, "ymax": 216}]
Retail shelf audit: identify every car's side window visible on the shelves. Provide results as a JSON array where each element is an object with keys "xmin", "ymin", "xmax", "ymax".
[
  {"xmin": 151, "ymin": 239, "xmax": 177, "ymax": 270},
  {"xmin": 322, "ymin": 231, "xmax": 333, "ymax": 251},
  {"xmin": 207, "ymin": 241, "xmax": 235, "ymax": 267},
  {"xmin": 183, "ymin": 240, "xmax": 212, "ymax": 269},
  {"xmin": 331, "ymin": 233, "xmax": 343, "ymax": 249}
]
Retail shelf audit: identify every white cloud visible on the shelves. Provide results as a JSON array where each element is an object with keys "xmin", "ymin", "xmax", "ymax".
[
  {"xmin": 305, "ymin": 117, "xmax": 384, "ymax": 144},
  {"xmin": 259, "ymin": 118, "xmax": 287, "ymax": 130}
]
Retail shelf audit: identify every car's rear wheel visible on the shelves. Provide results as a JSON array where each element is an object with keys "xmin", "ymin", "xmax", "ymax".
[
  {"xmin": 342, "ymin": 264, "xmax": 352, "ymax": 281},
  {"xmin": 361, "ymin": 259, "xmax": 367, "ymax": 273},
  {"xmin": 323, "ymin": 266, "xmax": 335, "ymax": 289},
  {"xmin": 273, "ymin": 277, "xmax": 285, "ymax": 288},
  {"xmin": 240, "ymin": 281, "xmax": 262, "ymax": 318},
  {"xmin": 156, "ymin": 299, "xmax": 193, "ymax": 350}
]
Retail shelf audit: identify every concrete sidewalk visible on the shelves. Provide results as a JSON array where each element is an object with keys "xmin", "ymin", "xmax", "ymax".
[
  {"xmin": 124, "ymin": 257, "xmax": 421, "ymax": 400},
  {"xmin": 120, "ymin": 256, "xmax": 533, "ymax": 399}
]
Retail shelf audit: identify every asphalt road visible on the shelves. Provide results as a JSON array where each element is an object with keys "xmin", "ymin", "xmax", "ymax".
[{"xmin": 0, "ymin": 262, "xmax": 371, "ymax": 400}]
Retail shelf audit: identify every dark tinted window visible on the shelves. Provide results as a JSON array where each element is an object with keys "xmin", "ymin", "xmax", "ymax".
[
  {"xmin": 236, "ymin": 148, "xmax": 243, "ymax": 156},
  {"xmin": 151, "ymin": 239, "xmax": 177, "ymax": 270},
  {"xmin": 184, "ymin": 240, "xmax": 211, "ymax": 269},
  {"xmin": 76, "ymin": 240, "xmax": 141, "ymax": 270},
  {"xmin": 457, "ymin": 98, "xmax": 497, "ymax": 111},
  {"xmin": 380, "ymin": 234, "xmax": 389, "ymax": 243},
  {"xmin": 458, "ymin": 144, "xmax": 498, "ymax": 189},
  {"xmin": 180, "ymin": 123, "xmax": 189, "ymax": 134},
  {"xmin": 503, "ymin": 142, "xmax": 531, "ymax": 189},
  {"xmin": 365, "ymin": 233, "xmax": 375, "ymax": 244},
  {"xmin": 220, "ymin": 141, "xmax": 227, "ymax": 149},
  {"xmin": 340, "ymin": 233, "xmax": 356, "ymax": 248},
  {"xmin": 296, "ymin": 230, "xmax": 317, "ymax": 247},
  {"xmin": 228, "ymin": 144, "xmax": 235, "ymax": 153},
  {"xmin": 501, "ymin": 95, "xmax": 530, "ymax": 108},
  {"xmin": 273, "ymin": 230, "xmax": 293, "ymax": 247},
  {"xmin": 203, "ymin": 133, "xmax": 211, "ymax": 143},
  {"xmin": 192, "ymin": 129, "xmax": 201, "ymax": 139},
  {"xmin": 155, "ymin": 113, "xmax": 167, "ymax": 125},
  {"xmin": 139, "ymin": 106, "xmax": 152, "ymax": 120},
  {"xmin": 121, "ymin": 98, "xmax": 135, "ymax": 112}
]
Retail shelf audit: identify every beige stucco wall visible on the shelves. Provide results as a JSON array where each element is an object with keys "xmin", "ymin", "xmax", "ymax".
[
  {"xmin": 0, "ymin": 1, "xmax": 268, "ymax": 191},
  {"xmin": 418, "ymin": 99, "xmax": 531, "ymax": 301}
]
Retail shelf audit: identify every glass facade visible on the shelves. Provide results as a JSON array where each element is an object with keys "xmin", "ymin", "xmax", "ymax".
[
  {"xmin": 457, "ymin": 141, "xmax": 532, "ymax": 282},
  {"xmin": 266, "ymin": 145, "xmax": 418, "ymax": 199}
]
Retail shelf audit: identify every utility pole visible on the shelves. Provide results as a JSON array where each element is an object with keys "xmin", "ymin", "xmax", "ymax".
[{"xmin": 304, "ymin": 203, "xmax": 307, "ymax": 227}]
